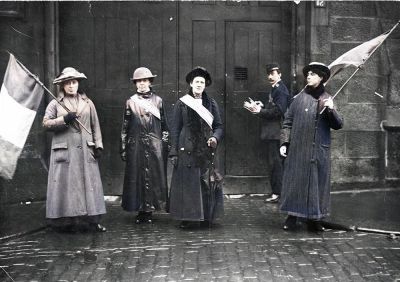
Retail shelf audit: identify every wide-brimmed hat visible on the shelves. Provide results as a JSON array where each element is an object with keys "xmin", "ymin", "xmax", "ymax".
[
  {"xmin": 53, "ymin": 67, "xmax": 87, "ymax": 84},
  {"xmin": 266, "ymin": 63, "xmax": 280, "ymax": 74},
  {"xmin": 130, "ymin": 67, "xmax": 157, "ymax": 81},
  {"xmin": 185, "ymin": 66, "xmax": 212, "ymax": 86},
  {"xmin": 303, "ymin": 62, "xmax": 330, "ymax": 83}
]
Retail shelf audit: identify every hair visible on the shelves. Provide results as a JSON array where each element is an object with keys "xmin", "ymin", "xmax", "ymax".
[{"xmin": 133, "ymin": 78, "xmax": 154, "ymax": 84}]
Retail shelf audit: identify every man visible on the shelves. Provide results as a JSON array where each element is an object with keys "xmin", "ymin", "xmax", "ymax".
[{"xmin": 245, "ymin": 63, "xmax": 290, "ymax": 203}]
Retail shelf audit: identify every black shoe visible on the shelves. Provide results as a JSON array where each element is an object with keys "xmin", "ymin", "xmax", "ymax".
[
  {"xmin": 144, "ymin": 212, "xmax": 153, "ymax": 224},
  {"xmin": 283, "ymin": 215, "xmax": 297, "ymax": 231},
  {"xmin": 135, "ymin": 212, "xmax": 149, "ymax": 224},
  {"xmin": 265, "ymin": 194, "xmax": 280, "ymax": 203},
  {"xmin": 179, "ymin": 221, "xmax": 190, "ymax": 229},
  {"xmin": 307, "ymin": 220, "xmax": 325, "ymax": 233},
  {"xmin": 91, "ymin": 223, "xmax": 107, "ymax": 232},
  {"xmin": 200, "ymin": 220, "xmax": 211, "ymax": 228}
]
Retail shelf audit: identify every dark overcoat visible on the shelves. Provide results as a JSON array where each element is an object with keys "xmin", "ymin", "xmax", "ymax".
[
  {"xmin": 169, "ymin": 93, "xmax": 224, "ymax": 221},
  {"xmin": 120, "ymin": 92, "xmax": 169, "ymax": 212},
  {"xmin": 257, "ymin": 81, "xmax": 290, "ymax": 140},
  {"xmin": 43, "ymin": 93, "xmax": 106, "ymax": 219},
  {"xmin": 280, "ymin": 89, "xmax": 343, "ymax": 219}
]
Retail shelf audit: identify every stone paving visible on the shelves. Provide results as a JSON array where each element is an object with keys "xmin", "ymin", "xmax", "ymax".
[{"xmin": 0, "ymin": 192, "xmax": 399, "ymax": 282}]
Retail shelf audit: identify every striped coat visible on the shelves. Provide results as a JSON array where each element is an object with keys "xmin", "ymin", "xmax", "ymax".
[{"xmin": 280, "ymin": 90, "xmax": 343, "ymax": 219}]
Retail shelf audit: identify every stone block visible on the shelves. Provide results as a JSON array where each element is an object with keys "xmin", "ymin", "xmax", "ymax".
[
  {"xmin": 344, "ymin": 75, "xmax": 388, "ymax": 104},
  {"xmin": 329, "ymin": 2, "xmax": 364, "ymax": 17},
  {"xmin": 386, "ymin": 131, "xmax": 400, "ymax": 180},
  {"xmin": 331, "ymin": 157, "xmax": 381, "ymax": 184},
  {"xmin": 331, "ymin": 131, "xmax": 345, "ymax": 159},
  {"xmin": 331, "ymin": 17, "xmax": 380, "ymax": 42},
  {"xmin": 340, "ymin": 103, "xmax": 382, "ymax": 131},
  {"xmin": 345, "ymin": 131, "xmax": 383, "ymax": 158}
]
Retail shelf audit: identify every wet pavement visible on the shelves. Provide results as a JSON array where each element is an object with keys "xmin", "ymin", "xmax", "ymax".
[{"xmin": 0, "ymin": 189, "xmax": 399, "ymax": 282}]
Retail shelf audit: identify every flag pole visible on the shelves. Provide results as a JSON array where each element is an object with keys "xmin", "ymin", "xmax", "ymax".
[
  {"xmin": 5, "ymin": 51, "xmax": 92, "ymax": 134},
  {"xmin": 320, "ymin": 20, "xmax": 400, "ymax": 114}
]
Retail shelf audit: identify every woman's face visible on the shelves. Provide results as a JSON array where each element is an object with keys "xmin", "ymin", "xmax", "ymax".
[
  {"xmin": 306, "ymin": 71, "xmax": 323, "ymax": 88},
  {"xmin": 63, "ymin": 79, "xmax": 79, "ymax": 95},
  {"xmin": 135, "ymin": 78, "xmax": 151, "ymax": 93},
  {"xmin": 190, "ymin": 76, "xmax": 206, "ymax": 96}
]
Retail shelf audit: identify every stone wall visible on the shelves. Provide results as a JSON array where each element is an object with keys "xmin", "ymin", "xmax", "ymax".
[{"xmin": 307, "ymin": 1, "xmax": 400, "ymax": 188}]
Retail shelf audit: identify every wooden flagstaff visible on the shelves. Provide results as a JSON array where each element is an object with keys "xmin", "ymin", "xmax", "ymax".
[{"xmin": 320, "ymin": 20, "xmax": 400, "ymax": 115}]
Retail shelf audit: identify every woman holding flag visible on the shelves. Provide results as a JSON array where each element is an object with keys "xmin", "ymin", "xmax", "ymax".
[
  {"xmin": 120, "ymin": 67, "xmax": 169, "ymax": 224},
  {"xmin": 43, "ymin": 67, "xmax": 107, "ymax": 232},
  {"xmin": 279, "ymin": 62, "xmax": 343, "ymax": 233},
  {"xmin": 169, "ymin": 66, "xmax": 224, "ymax": 228}
]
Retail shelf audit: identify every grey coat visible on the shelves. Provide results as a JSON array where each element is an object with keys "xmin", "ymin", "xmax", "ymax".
[
  {"xmin": 43, "ymin": 93, "xmax": 106, "ymax": 219},
  {"xmin": 169, "ymin": 93, "xmax": 224, "ymax": 221},
  {"xmin": 280, "ymin": 90, "xmax": 343, "ymax": 219}
]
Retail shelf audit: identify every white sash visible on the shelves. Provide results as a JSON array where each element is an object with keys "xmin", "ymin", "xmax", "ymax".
[
  {"xmin": 180, "ymin": 94, "xmax": 214, "ymax": 129},
  {"xmin": 130, "ymin": 94, "xmax": 161, "ymax": 120}
]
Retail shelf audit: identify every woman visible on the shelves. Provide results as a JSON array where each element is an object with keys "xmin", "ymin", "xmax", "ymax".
[
  {"xmin": 120, "ymin": 67, "xmax": 169, "ymax": 224},
  {"xmin": 279, "ymin": 62, "xmax": 343, "ymax": 232},
  {"xmin": 43, "ymin": 67, "xmax": 106, "ymax": 232},
  {"xmin": 169, "ymin": 66, "xmax": 224, "ymax": 228}
]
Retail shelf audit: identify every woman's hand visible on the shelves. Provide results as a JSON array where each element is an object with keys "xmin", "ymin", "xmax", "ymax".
[
  {"xmin": 323, "ymin": 97, "xmax": 334, "ymax": 110},
  {"xmin": 207, "ymin": 137, "xmax": 218, "ymax": 148},
  {"xmin": 279, "ymin": 145, "xmax": 288, "ymax": 158}
]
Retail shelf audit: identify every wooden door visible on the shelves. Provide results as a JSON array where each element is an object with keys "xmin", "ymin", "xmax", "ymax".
[
  {"xmin": 178, "ymin": 1, "xmax": 292, "ymax": 194},
  {"xmin": 58, "ymin": 2, "xmax": 178, "ymax": 195},
  {"xmin": 225, "ymin": 21, "xmax": 283, "ymax": 193}
]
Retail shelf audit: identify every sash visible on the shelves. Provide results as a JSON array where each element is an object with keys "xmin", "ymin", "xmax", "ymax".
[
  {"xmin": 130, "ymin": 94, "xmax": 161, "ymax": 120},
  {"xmin": 180, "ymin": 94, "xmax": 214, "ymax": 129}
]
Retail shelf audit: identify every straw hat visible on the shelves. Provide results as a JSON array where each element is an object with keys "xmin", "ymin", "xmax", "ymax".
[{"xmin": 53, "ymin": 67, "xmax": 87, "ymax": 84}]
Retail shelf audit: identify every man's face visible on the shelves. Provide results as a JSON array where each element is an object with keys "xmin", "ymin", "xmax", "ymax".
[
  {"xmin": 190, "ymin": 76, "xmax": 206, "ymax": 96},
  {"xmin": 135, "ymin": 78, "xmax": 151, "ymax": 93},
  {"xmin": 306, "ymin": 71, "xmax": 323, "ymax": 88},
  {"xmin": 267, "ymin": 70, "xmax": 281, "ymax": 86}
]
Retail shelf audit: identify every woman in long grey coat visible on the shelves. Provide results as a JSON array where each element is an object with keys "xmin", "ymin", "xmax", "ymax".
[
  {"xmin": 169, "ymin": 67, "xmax": 224, "ymax": 228},
  {"xmin": 43, "ymin": 67, "xmax": 106, "ymax": 232},
  {"xmin": 279, "ymin": 62, "xmax": 343, "ymax": 233},
  {"xmin": 120, "ymin": 67, "xmax": 169, "ymax": 224}
]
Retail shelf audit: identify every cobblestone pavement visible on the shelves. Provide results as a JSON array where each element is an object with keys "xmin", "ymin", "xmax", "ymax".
[{"xmin": 0, "ymin": 191, "xmax": 399, "ymax": 282}]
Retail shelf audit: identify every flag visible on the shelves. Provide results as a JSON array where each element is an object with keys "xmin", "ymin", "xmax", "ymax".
[
  {"xmin": 0, "ymin": 54, "xmax": 44, "ymax": 179},
  {"xmin": 328, "ymin": 31, "xmax": 390, "ymax": 79}
]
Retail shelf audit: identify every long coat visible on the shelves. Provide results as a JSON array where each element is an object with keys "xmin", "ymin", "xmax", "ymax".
[
  {"xmin": 257, "ymin": 81, "xmax": 290, "ymax": 140},
  {"xmin": 43, "ymin": 92, "xmax": 106, "ymax": 219},
  {"xmin": 169, "ymin": 92, "xmax": 224, "ymax": 221},
  {"xmin": 120, "ymin": 92, "xmax": 169, "ymax": 212},
  {"xmin": 280, "ymin": 90, "xmax": 343, "ymax": 219}
]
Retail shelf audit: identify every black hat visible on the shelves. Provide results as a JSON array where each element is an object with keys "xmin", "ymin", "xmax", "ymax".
[
  {"xmin": 266, "ymin": 63, "xmax": 280, "ymax": 74},
  {"xmin": 185, "ymin": 66, "xmax": 212, "ymax": 86},
  {"xmin": 303, "ymin": 62, "xmax": 330, "ymax": 83}
]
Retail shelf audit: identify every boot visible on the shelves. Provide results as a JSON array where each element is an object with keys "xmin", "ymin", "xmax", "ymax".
[{"xmin": 283, "ymin": 215, "xmax": 297, "ymax": 231}]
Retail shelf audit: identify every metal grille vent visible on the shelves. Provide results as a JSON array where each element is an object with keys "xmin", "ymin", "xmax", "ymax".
[{"xmin": 234, "ymin": 67, "xmax": 248, "ymax": 80}]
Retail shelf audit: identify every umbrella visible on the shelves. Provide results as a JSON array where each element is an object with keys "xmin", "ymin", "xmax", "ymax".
[{"xmin": 207, "ymin": 148, "xmax": 223, "ymax": 226}]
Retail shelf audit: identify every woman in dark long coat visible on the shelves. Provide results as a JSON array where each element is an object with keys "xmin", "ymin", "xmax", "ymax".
[
  {"xmin": 279, "ymin": 62, "xmax": 343, "ymax": 232},
  {"xmin": 120, "ymin": 67, "xmax": 169, "ymax": 224},
  {"xmin": 43, "ymin": 67, "xmax": 106, "ymax": 232},
  {"xmin": 169, "ymin": 67, "xmax": 224, "ymax": 228}
]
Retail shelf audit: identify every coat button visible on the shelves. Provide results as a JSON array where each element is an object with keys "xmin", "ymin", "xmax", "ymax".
[
  {"xmin": 77, "ymin": 145, "xmax": 82, "ymax": 149},
  {"xmin": 187, "ymin": 165, "xmax": 191, "ymax": 168},
  {"xmin": 187, "ymin": 151, "xmax": 191, "ymax": 155}
]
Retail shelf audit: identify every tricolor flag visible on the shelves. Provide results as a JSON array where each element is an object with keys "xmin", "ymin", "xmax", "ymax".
[
  {"xmin": 0, "ymin": 54, "xmax": 44, "ymax": 179},
  {"xmin": 328, "ymin": 30, "xmax": 390, "ymax": 80}
]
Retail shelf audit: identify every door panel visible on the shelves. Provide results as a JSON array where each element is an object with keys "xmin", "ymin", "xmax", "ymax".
[
  {"xmin": 59, "ymin": 2, "xmax": 178, "ymax": 195},
  {"xmin": 225, "ymin": 22, "xmax": 281, "ymax": 176}
]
